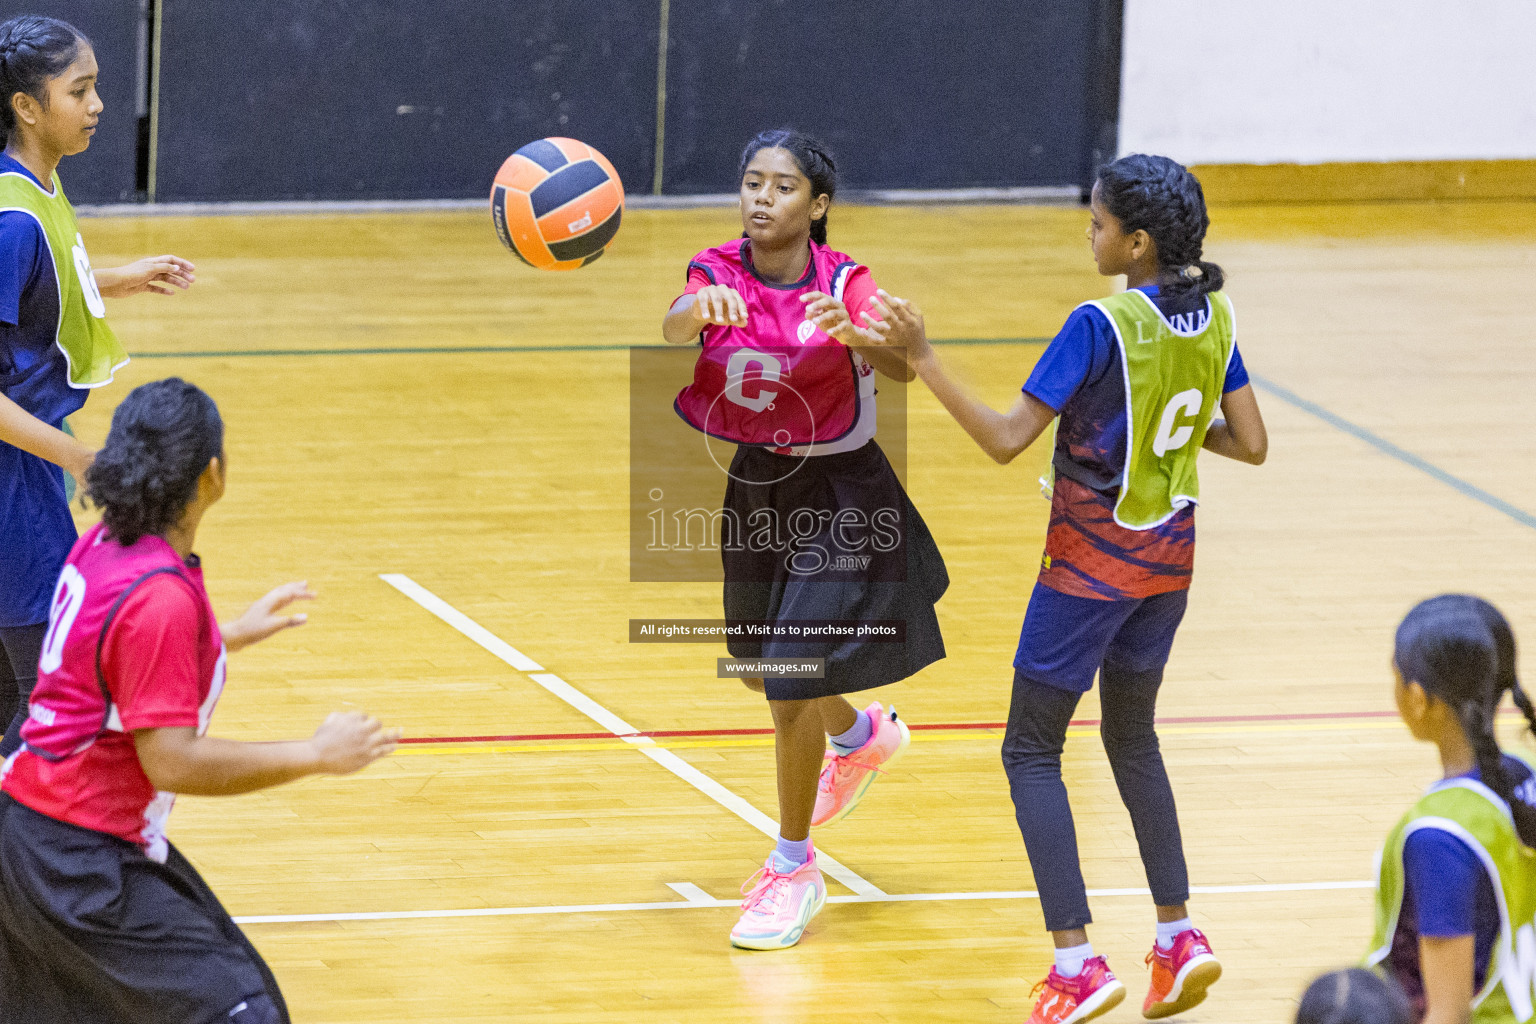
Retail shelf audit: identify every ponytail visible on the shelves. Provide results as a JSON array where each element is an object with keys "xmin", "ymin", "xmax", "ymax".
[
  {"xmin": 85, "ymin": 378, "xmax": 224, "ymax": 546},
  {"xmin": 1396, "ymin": 594, "xmax": 1536, "ymax": 846},
  {"xmin": 1473, "ymin": 595, "xmax": 1536, "ymax": 813},
  {"xmin": 1459, "ymin": 698, "xmax": 1533, "ymax": 841},
  {"xmin": 739, "ymin": 129, "xmax": 838, "ymax": 245},
  {"xmin": 1095, "ymin": 154, "xmax": 1224, "ymax": 298}
]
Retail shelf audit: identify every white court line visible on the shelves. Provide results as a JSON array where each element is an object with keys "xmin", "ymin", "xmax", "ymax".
[
  {"xmin": 233, "ymin": 880, "xmax": 1375, "ymax": 925},
  {"xmin": 380, "ymin": 575, "xmax": 544, "ymax": 673},
  {"xmin": 379, "ymin": 573, "xmax": 884, "ymax": 897},
  {"xmin": 666, "ymin": 882, "xmax": 717, "ymax": 905}
]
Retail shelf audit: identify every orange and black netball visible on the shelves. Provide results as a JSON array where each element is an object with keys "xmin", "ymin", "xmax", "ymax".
[{"xmin": 490, "ymin": 137, "xmax": 624, "ymax": 271}]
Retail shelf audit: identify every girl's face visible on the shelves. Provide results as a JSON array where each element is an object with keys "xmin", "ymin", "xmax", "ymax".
[
  {"xmin": 10, "ymin": 43, "xmax": 101, "ymax": 158},
  {"xmin": 1086, "ymin": 182, "xmax": 1150, "ymax": 278},
  {"xmin": 739, "ymin": 147, "xmax": 830, "ymax": 247}
]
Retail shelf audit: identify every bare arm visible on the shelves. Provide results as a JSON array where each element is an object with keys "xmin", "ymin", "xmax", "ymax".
[
  {"xmin": 133, "ymin": 711, "xmax": 398, "ymax": 797},
  {"xmin": 94, "ymin": 255, "xmax": 196, "ymax": 299},
  {"xmin": 914, "ymin": 353, "xmax": 1057, "ymax": 464},
  {"xmin": 1200, "ymin": 384, "xmax": 1268, "ymax": 465},
  {"xmin": 1418, "ymin": 934, "xmax": 1475, "ymax": 1024},
  {"xmin": 662, "ymin": 285, "xmax": 747, "ymax": 345},
  {"xmin": 849, "ymin": 340, "xmax": 915, "ymax": 383},
  {"xmin": 0, "ymin": 390, "xmax": 93, "ymax": 477},
  {"xmin": 856, "ymin": 291, "xmax": 1055, "ymax": 463}
]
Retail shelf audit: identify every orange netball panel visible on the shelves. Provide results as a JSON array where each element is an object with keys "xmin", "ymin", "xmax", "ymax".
[
  {"xmin": 490, "ymin": 137, "xmax": 625, "ymax": 270},
  {"xmin": 547, "ymin": 137, "xmax": 595, "ymax": 164},
  {"xmin": 492, "ymin": 184, "xmax": 557, "ymax": 269},
  {"xmin": 491, "ymin": 152, "xmax": 551, "ymax": 194},
  {"xmin": 535, "ymin": 178, "xmax": 623, "ymax": 244}
]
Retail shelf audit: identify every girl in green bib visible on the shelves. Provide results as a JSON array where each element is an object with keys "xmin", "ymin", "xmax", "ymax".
[
  {"xmin": 0, "ymin": 15, "xmax": 195, "ymax": 755},
  {"xmin": 871, "ymin": 155, "xmax": 1267, "ymax": 1023},
  {"xmin": 1372, "ymin": 595, "xmax": 1536, "ymax": 1024}
]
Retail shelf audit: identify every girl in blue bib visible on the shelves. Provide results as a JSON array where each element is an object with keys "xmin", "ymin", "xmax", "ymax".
[{"xmin": 0, "ymin": 15, "xmax": 196, "ymax": 754}]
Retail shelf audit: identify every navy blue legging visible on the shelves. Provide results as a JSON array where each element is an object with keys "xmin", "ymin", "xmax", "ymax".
[
  {"xmin": 0, "ymin": 622, "xmax": 45, "ymax": 759},
  {"xmin": 1001, "ymin": 661, "xmax": 1190, "ymax": 932}
]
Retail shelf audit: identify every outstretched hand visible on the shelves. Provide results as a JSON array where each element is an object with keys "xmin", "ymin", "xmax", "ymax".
[
  {"xmin": 692, "ymin": 284, "xmax": 749, "ymax": 327},
  {"xmin": 96, "ymin": 255, "xmax": 196, "ymax": 298},
  {"xmin": 308, "ymin": 711, "xmax": 401, "ymax": 774},
  {"xmin": 865, "ymin": 289, "xmax": 931, "ymax": 362},
  {"xmin": 221, "ymin": 581, "xmax": 315, "ymax": 653},
  {"xmin": 802, "ymin": 288, "xmax": 930, "ymax": 363},
  {"xmin": 801, "ymin": 291, "xmax": 888, "ymax": 347}
]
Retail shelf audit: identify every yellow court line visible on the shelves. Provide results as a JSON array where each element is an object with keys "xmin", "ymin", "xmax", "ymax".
[{"xmin": 392, "ymin": 719, "xmax": 1409, "ymax": 757}]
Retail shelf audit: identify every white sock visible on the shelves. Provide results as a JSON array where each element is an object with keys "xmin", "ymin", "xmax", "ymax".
[
  {"xmin": 1054, "ymin": 941, "xmax": 1094, "ymax": 978},
  {"xmin": 1156, "ymin": 917, "xmax": 1193, "ymax": 950}
]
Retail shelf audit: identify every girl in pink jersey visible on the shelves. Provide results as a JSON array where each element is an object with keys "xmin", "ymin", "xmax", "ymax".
[
  {"xmin": 662, "ymin": 129, "xmax": 948, "ymax": 950},
  {"xmin": 0, "ymin": 378, "xmax": 398, "ymax": 1023}
]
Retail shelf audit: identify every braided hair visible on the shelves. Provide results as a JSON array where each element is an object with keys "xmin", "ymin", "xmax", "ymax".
[
  {"xmin": 1395, "ymin": 594, "xmax": 1536, "ymax": 846},
  {"xmin": 85, "ymin": 378, "xmax": 225, "ymax": 547},
  {"xmin": 0, "ymin": 16, "xmax": 89, "ymax": 143},
  {"xmin": 1095, "ymin": 154, "xmax": 1224, "ymax": 299},
  {"xmin": 1294, "ymin": 968, "xmax": 1411, "ymax": 1024},
  {"xmin": 739, "ymin": 129, "xmax": 837, "ymax": 245}
]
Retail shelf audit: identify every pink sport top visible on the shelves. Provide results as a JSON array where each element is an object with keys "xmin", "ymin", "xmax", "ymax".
[
  {"xmin": 2, "ymin": 522, "xmax": 226, "ymax": 862},
  {"xmin": 673, "ymin": 238, "xmax": 883, "ymax": 456}
]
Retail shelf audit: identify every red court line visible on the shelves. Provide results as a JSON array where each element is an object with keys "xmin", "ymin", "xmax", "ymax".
[{"xmin": 396, "ymin": 709, "xmax": 1411, "ymax": 746}]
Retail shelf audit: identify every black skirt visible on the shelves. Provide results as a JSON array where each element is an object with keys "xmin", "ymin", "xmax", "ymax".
[
  {"xmin": 722, "ymin": 441, "xmax": 948, "ymax": 700},
  {"xmin": 0, "ymin": 795, "xmax": 289, "ymax": 1023}
]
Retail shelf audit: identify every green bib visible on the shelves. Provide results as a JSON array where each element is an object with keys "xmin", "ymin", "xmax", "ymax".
[
  {"xmin": 0, "ymin": 169, "xmax": 125, "ymax": 388},
  {"xmin": 1083, "ymin": 289, "xmax": 1235, "ymax": 529},
  {"xmin": 1368, "ymin": 774, "xmax": 1536, "ymax": 1023}
]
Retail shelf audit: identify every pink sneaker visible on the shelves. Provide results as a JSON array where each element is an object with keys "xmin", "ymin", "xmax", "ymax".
[
  {"xmin": 1028, "ymin": 957, "xmax": 1126, "ymax": 1024},
  {"xmin": 811, "ymin": 702, "xmax": 911, "ymax": 827},
  {"xmin": 729, "ymin": 847, "xmax": 826, "ymax": 950},
  {"xmin": 1143, "ymin": 928, "xmax": 1221, "ymax": 1018}
]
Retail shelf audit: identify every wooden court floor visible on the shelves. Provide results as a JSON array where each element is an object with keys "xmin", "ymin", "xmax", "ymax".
[{"xmin": 55, "ymin": 199, "xmax": 1536, "ymax": 1022}]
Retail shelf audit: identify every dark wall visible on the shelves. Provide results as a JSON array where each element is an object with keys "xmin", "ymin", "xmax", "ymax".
[
  {"xmin": 148, "ymin": 1, "xmax": 1122, "ymax": 202},
  {"xmin": 661, "ymin": 0, "xmax": 1111, "ymax": 193},
  {"xmin": 154, "ymin": 0, "xmax": 659, "ymax": 202},
  {"xmin": 11, "ymin": 1, "xmax": 141, "ymax": 203}
]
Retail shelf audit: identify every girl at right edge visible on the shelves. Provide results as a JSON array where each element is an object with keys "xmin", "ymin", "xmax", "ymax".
[
  {"xmin": 1370, "ymin": 595, "xmax": 1536, "ymax": 1024},
  {"xmin": 872, "ymin": 154, "xmax": 1267, "ymax": 1023}
]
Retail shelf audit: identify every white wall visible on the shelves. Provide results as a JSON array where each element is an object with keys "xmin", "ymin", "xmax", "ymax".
[{"xmin": 1118, "ymin": 0, "xmax": 1536, "ymax": 165}]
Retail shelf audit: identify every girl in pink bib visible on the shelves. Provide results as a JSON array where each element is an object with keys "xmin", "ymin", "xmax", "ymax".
[
  {"xmin": 662, "ymin": 130, "xmax": 948, "ymax": 951},
  {"xmin": 0, "ymin": 378, "xmax": 398, "ymax": 1023}
]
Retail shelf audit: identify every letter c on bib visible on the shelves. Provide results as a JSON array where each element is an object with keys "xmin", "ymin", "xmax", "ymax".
[
  {"xmin": 1152, "ymin": 388, "xmax": 1203, "ymax": 457},
  {"xmin": 1505, "ymin": 921, "xmax": 1536, "ymax": 1020},
  {"xmin": 723, "ymin": 348, "xmax": 782, "ymax": 413},
  {"xmin": 72, "ymin": 233, "xmax": 107, "ymax": 319}
]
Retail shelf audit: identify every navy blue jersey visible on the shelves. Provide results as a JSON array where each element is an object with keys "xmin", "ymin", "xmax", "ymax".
[
  {"xmin": 1394, "ymin": 755, "xmax": 1536, "ymax": 998},
  {"xmin": 1021, "ymin": 285, "xmax": 1248, "ymax": 600},
  {"xmin": 0, "ymin": 155, "xmax": 87, "ymax": 627}
]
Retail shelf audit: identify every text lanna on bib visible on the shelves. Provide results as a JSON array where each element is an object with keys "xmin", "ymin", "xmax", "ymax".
[
  {"xmin": 0, "ymin": 170, "xmax": 126, "ymax": 388},
  {"xmin": 674, "ymin": 240, "xmax": 864, "ymax": 448},
  {"xmin": 1084, "ymin": 289, "xmax": 1235, "ymax": 530},
  {"xmin": 1368, "ymin": 775, "xmax": 1536, "ymax": 1024}
]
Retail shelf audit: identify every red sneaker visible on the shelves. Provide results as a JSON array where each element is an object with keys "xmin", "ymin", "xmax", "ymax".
[
  {"xmin": 1027, "ymin": 956, "xmax": 1126, "ymax": 1024},
  {"xmin": 1142, "ymin": 928, "xmax": 1221, "ymax": 1019}
]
